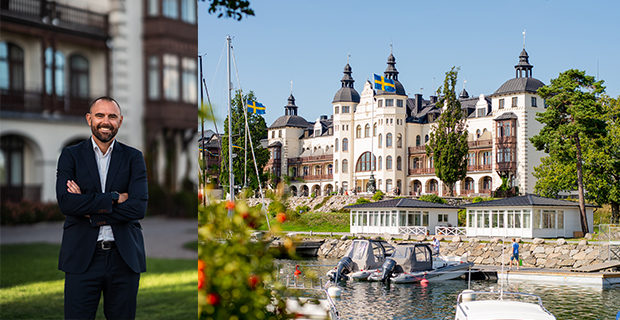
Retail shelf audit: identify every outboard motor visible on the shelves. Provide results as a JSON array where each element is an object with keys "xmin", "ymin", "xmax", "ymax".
[
  {"xmin": 332, "ymin": 256, "xmax": 353, "ymax": 282},
  {"xmin": 377, "ymin": 258, "xmax": 397, "ymax": 283}
]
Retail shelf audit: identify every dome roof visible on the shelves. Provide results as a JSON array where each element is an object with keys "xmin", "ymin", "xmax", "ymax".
[
  {"xmin": 269, "ymin": 115, "xmax": 309, "ymax": 129},
  {"xmin": 492, "ymin": 77, "xmax": 545, "ymax": 96},
  {"xmin": 376, "ymin": 53, "xmax": 406, "ymax": 96},
  {"xmin": 333, "ymin": 63, "xmax": 360, "ymax": 103}
]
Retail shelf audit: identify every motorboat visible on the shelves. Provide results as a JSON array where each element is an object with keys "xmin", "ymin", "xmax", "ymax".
[
  {"xmin": 454, "ymin": 289, "xmax": 556, "ymax": 320},
  {"xmin": 367, "ymin": 242, "xmax": 473, "ymax": 283},
  {"xmin": 326, "ymin": 239, "xmax": 394, "ymax": 282}
]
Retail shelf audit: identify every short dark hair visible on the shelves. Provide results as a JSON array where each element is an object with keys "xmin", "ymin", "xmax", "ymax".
[{"xmin": 90, "ymin": 96, "xmax": 122, "ymax": 114}]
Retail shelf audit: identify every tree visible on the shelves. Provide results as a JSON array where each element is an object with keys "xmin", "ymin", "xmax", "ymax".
[
  {"xmin": 426, "ymin": 67, "xmax": 469, "ymax": 197},
  {"xmin": 201, "ymin": 0, "xmax": 255, "ymax": 20},
  {"xmin": 582, "ymin": 95, "xmax": 620, "ymax": 224},
  {"xmin": 220, "ymin": 90, "xmax": 270, "ymax": 193},
  {"xmin": 532, "ymin": 156, "xmax": 577, "ymax": 198},
  {"xmin": 530, "ymin": 69, "xmax": 606, "ymax": 234}
]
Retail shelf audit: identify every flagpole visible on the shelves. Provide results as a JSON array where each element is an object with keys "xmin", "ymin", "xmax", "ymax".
[{"xmin": 227, "ymin": 35, "xmax": 234, "ymax": 216}]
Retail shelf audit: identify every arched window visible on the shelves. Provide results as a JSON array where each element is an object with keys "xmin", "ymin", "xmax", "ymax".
[
  {"xmin": 291, "ymin": 167, "xmax": 297, "ymax": 177},
  {"xmin": 416, "ymin": 135, "xmax": 420, "ymax": 146},
  {"xmin": 378, "ymin": 156, "xmax": 382, "ymax": 170},
  {"xmin": 45, "ymin": 47, "xmax": 64, "ymax": 96},
  {"xmin": 476, "ymin": 129, "xmax": 481, "ymax": 138},
  {"xmin": 397, "ymin": 134, "xmax": 402, "ymax": 148},
  {"xmin": 356, "ymin": 125, "xmax": 362, "ymax": 138},
  {"xmin": 425, "ymin": 134, "xmax": 429, "ymax": 143},
  {"xmin": 429, "ymin": 179, "xmax": 438, "ymax": 192},
  {"xmin": 355, "ymin": 152, "xmax": 376, "ymax": 172},
  {"xmin": 342, "ymin": 159, "xmax": 348, "ymax": 173},
  {"xmin": 386, "ymin": 133, "xmax": 393, "ymax": 147},
  {"xmin": 314, "ymin": 165, "xmax": 322, "ymax": 175},
  {"xmin": 483, "ymin": 151, "xmax": 492, "ymax": 165},
  {"xmin": 396, "ymin": 156, "xmax": 402, "ymax": 171},
  {"xmin": 429, "ymin": 156, "xmax": 434, "ymax": 168},
  {"xmin": 0, "ymin": 42, "xmax": 24, "ymax": 91},
  {"xmin": 378, "ymin": 134, "xmax": 382, "ymax": 148},
  {"xmin": 335, "ymin": 138, "xmax": 339, "ymax": 152},
  {"xmin": 335, "ymin": 160, "xmax": 338, "ymax": 173},
  {"xmin": 70, "ymin": 54, "xmax": 89, "ymax": 99},
  {"xmin": 342, "ymin": 138, "xmax": 348, "ymax": 151},
  {"xmin": 342, "ymin": 181, "xmax": 348, "ymax": 191},
  {"xmin": 1, "ymin": 135, "xmax": 25, "ymax": 187},
  {"xmin": 412, "ymin": 157, "xmax": 420, "ymax": 169},
  {"xmin": 364, "ymin": 124, "xmax": 370, "ymax": 137},
  {"xmin": 373, "ymin": 123, "xmax": 377, "ymax": 136},
  {"xmin": 386, "ymin": 156, "xmax": 393, "ymax": 170},
  {"xmin": 386, "ymin": 179, "xmax": 393, "ymax": 193},
  {"xmin": 303, "ymin": 166, "xmax": 309, "ymax": 176}
]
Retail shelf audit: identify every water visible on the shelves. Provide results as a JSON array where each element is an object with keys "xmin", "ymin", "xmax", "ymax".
[{"xmin": 277, "ymin": 259, "xmax": 620, "ymax": 320}]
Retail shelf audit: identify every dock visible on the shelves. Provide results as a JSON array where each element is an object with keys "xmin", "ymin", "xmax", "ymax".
[{"xmin": 471, "ymin": 264, "xmax": 620, "ymax": 289}]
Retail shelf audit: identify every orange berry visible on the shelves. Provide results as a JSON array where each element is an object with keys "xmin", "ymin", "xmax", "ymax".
[{"xmin": 276, "ymin": 212, "xmax": 286, "ymax": 223}]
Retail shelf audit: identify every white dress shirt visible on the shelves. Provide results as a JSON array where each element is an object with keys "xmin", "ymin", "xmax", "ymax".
[{"xmin": 92, "ymin": 137, "xmax": 116, "ymax": 242}]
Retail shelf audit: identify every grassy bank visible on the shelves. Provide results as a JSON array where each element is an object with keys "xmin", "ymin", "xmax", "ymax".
[
  {"xmin": 259, "ymin": 211, "xmax": 350, "ymax": 233},
  {"xmin": 0, "ymin": 243, "xmax": 196, "ymax": 320}
]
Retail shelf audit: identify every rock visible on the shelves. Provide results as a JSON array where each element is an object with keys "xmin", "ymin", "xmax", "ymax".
[
  {"xmin": 402, "ymin": 234, "xmax": 411, "ymax": 241},
  {"xmin": 584, "ymin": 233, "xmax": 593, "ymax": 240},
  {"xmin": 533, "ymin": 238, "xmax": 545, "ymax": 245},
  {"xmin": 545, "ymin": 259, "xmax": 559, "ymax": 268},
  {"xmin": 572, "ymin": 251, "xmax": 587, "ymax": 260},
  {"xmin": 383, "ymin": 233, "xmax": 393, "ymax": 240},
  {"xmin": 417, "ymin": 235, "xmax": 426, "ymax": 241},
  {"xmin": 558, "ymin": 259, "xmax": 575, "ymax": 267},
  {"xmin": 469, "ymin": 238, "xmax": 480, "ymax": 243},
  {"xmin": 556, "ymin": 238, "xmax": 567, "ymax": 245},
  {"xmin": 452, "ymin": 236, "xmax": 462, "ymax": 243},
  {"xmin": 532, "ymin": 246, "xmax": 546, "ymax": 254},
  {"xmin": 569, "ymin": 249, "xmax": 579, "ymax": 256},
  {"xmin": 544, "ymin": 247, "xmax": 554, "ymax": 254},
  {"xmin": 340, "ymin": 235, "xmax": 348, "ymax": 240},
  {"xmin": 490, "ymin": 237, "xmax": 501, "ymax": 244},
  {"xmin": 578, "ymin": 240, "xmax": 588, "ymax": 246},
  {"xmin": 370, "ymin": 235, "xmax": 381, "ymax": 240}
]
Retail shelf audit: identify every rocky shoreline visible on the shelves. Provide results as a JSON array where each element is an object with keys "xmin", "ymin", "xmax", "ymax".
[{"xmin": 316, "ymin": 236, "xmax": 614, "ymax": 270}]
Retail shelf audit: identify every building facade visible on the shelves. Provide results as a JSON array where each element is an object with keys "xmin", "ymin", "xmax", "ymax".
[
  {"xmin": 266, "ymin": 48, "xmax": 547, "ymax": 198},
  {"xmin": 0, "ymin": 0, "xmax": 198, "ymax": 204}
]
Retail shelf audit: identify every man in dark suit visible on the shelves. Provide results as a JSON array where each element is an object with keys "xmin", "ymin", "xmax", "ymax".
[{"xmin": 56, "ymin": 96, "xmax": 148, "ymax": 320}]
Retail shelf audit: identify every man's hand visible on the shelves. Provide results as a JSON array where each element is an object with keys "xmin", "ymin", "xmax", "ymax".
[
  {"xmin": 67, "ymin": 180, "xmax": 81, "ymax": 194},
  {"xmin": 118, "ymin": 193, "xmax": 129, "ymax": 204}
]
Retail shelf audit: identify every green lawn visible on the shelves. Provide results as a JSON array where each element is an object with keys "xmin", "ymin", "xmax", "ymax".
[
  {"xmin": 1, "ymin": 243, "xmax": 196, "ymax": 320},
  {"xmin": 259, "ymin": 211, "xmax": 350, "ymax": 232}
]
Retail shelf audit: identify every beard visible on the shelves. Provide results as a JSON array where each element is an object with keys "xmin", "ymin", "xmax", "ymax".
[{"xmin": 91, "ymin": 123, "xmax": 118, "ymax": 143}]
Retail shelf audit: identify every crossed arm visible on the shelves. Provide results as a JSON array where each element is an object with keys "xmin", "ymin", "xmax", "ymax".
[{"xmin": 66, "ymin": 180, "xmax": 128, "ymax": 218}]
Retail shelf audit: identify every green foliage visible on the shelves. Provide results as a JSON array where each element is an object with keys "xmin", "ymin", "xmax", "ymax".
[
  {"xmin": 258, "ymin": 211, "xmax": 350, "ymax": 233},
  {"xmin": 533, "ymin": 156, "xmax": 577, "ymax": 198},
  {"xmin": 268, "ymin": 200, "xmax": 287, "ymax": 218},
  {"xmin": 355, "ymin": 197, "xmax": 371, "ymax": 205},
  {"xmin": 220, "ymin": 90, "xmax": 270, "ymax": 192},
  {"xmin": 418, "ymin": 194, "xmax": 447, "ymax": 204},
  {"xmin": 295, "ymin": 205, "xmax": 310, "ymax": 214},
  {"xmin": 531, "ymin": 69, "xmax": 607, "ymax": 234},
  {"xmin": 426, "ymin": 67, "xmax": 469, "ymax": 197},
  {"xmin": 0, "ymin": 200, "xmax": 63, "ymax": 225},
  {"xmin": 198, "ymin": 200, "xmax": 290, "ymax": 319},
  {"xmin": 372, "ymin": 190, "xmax": 384, "ymax": 201},
  {"xmin": 203, "ymin": 0, "xmax": 255, "ymax": 21},
  {"xmin": 471, "ymin": 196, "xmax": 487, "ymax": 203},
  {"xmin": 458, "ymin": 209, "xmax": 466, "ymax": 227}
]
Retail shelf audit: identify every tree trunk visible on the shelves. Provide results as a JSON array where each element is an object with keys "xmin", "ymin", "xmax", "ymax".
[
  {"xmin": 611, "ymin": 201, "xmax": 620, "ymax": 225},
  {"xmin": 574, "ymin": 134, "xmax": 589, "ymax": 235}
]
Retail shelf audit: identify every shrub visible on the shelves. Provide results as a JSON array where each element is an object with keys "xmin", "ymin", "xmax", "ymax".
[
  {"xmin": 355, "ymin": 198, "xmax": 371, "ymax": 205},
  {"xmin": 313, "ymin": 195, "xmax": 332, "ymax": 211},
  {"xmin": 267, "ymin": 200, "xmax": 287, "ymax": 218},
  {"xmin": 372, "ymin": 190, "xmax": 384, "ymax": 201},
  {"xmin": 1, "ymin": 200, "xmax": 64, "ymax": 225},
  {"xmin": 418, "ymin": 194, "xmax": 447, "ymax": 204},
  {"xmin": 295, "ymin": 205, "xmax": 310, "ymax": 214},
  {"xmin": 472, "ymin": 196, "xmax": 486, "ymax": 203}
]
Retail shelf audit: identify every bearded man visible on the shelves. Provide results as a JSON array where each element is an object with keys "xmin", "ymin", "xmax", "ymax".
[{"xmin": 56, "ymin": 96, "xmax": 148, "ymax": 320}]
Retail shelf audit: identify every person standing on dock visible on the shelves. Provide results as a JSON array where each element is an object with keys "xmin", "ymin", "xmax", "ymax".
[{"xmin": 509, "ymin": 238, "xmax": 520, "ymax": 270}]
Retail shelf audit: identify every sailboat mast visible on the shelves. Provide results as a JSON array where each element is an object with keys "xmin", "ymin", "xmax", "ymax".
[{"xmin": 227, "ymin": 35, "xmax": 234, "ymax": 205}]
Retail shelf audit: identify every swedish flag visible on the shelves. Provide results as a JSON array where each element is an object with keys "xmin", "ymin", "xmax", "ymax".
[
  {"xmin": 247, "ymin": 100, "xmax": 266, "ymax": 114},
  {"xmin": 374, "ymin": 74, "xmax": 396, "ymax": 92}
]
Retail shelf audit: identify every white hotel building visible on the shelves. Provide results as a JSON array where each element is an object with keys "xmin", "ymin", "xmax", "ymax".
[{"xmin": 264, "ymin": 48, "xmax": 547, "ymax": 198}]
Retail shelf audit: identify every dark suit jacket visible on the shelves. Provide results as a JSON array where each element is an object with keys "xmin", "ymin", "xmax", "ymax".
[{"xmin": 56, "ymin": 139, "xmax": 148, "ymax": 274}]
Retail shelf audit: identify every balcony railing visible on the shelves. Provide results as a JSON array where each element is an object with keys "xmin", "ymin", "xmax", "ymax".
[
  {"xmin": 292, "ymin": 174, "xmax": 333, "ymax": 182},
  {"xmin": 468, "ymin": 139, "xmax": 493, "ymax": 148},
  {"xmin": 496, "ymin": 161, "xmax": 517, "ymax": 172},
  {"xmin": 1, "ymin": 185, "xmax": 42, "ymax": 203},
  {"xmin": 287, "ymin": 154, "xmax": 334, "ymax": 165},
  {"xmin": 408, "ymin": 145, "xmax": 427, "ymax": 154},
  {"xmin": 408, "ymin": 168, "xmax": 435, "ymax": 175},
  {"xmin": 467, "ymin": 164, "xmax": 492, "ymax": 172},
  {"xmin": 1, "ymin": 89, "xmax": 90, "ymax": 116},
  {"xmin": 1, "ymin": 0, "xmax": 108, "ymax": 37},
  {"xmin": 495, "ymin": 136, "xmax": 517, "ymax": 145}
]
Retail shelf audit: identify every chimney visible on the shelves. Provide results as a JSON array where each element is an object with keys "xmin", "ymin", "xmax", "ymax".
[
  {"xmin": 430, "ymin": 96, "xmax": 438, "ymax": 104},
  {"xmin": 415, "ymin": 93, "xmax": 423, "ymax": 114}
]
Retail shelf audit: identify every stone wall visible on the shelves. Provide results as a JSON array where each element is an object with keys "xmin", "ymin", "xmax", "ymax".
[
  {"xmin": 317, "ymin": 237, "xmax": 611, "ymax": 270},
  {"xmin": 245, "ymin": 195, "xmax": 367, "ymax": 212}
]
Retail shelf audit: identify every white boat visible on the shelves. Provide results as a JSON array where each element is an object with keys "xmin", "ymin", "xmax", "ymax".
[
  {"xmin": 326, "ymin": 239, "xmax": 394, "ymax": 282},
  {"xmin": 368, "ymin": 243, "xmax": 473, "ymax": 283},
  {"xmin": 454, "ymin": 290, "xmax": 556, "ymax": 320}
]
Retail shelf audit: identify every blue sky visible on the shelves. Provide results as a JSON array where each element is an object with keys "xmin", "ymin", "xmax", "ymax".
[{"xmin": 198, "ymin": 0, "xmax": 620, "ymax": 131}]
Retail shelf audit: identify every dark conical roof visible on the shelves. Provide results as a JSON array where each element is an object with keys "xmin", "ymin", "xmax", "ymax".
[
  {"xmin": 284, "ymin": 94, "xmax": 298, "ymax": 116},
  {"xmin": 459, "ymin": 88, "xmax": 470, "ymax": 99},
  {"xmin": 493, "ymin": 48, "xmax": 544, "ymax": 96},
  {"xmin": 333, "ymin": 63, "xmax": 360, "ymax": 103},
  {"xmin": 377, "ymin": 53, "xmax": 406, "ymax": 96}
]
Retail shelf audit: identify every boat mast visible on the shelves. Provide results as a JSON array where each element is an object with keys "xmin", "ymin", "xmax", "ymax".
[{"xmin": 227, "ymin": 35, "xmax": 234, "ymax": 210}]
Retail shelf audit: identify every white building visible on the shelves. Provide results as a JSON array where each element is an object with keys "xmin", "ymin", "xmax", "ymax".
[
  {"xmin": 1, "ymin": 0, "xmax": 198, "ymax": 206},
  {"xmin": 265, "ymin": 48, "xmax": 547, "ymax": 198}
]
